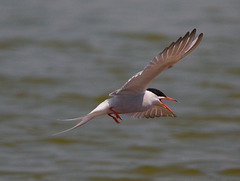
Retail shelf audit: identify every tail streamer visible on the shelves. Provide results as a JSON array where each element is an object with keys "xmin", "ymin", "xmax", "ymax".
[{"xmin": 53, "ymin": 115, "xmax": 90, "ymax": 136}]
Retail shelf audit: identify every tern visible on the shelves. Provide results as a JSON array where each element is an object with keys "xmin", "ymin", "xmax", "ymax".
[{"xmin": 55, "ymin": 29, "xmax": 203, "ymax": 135}]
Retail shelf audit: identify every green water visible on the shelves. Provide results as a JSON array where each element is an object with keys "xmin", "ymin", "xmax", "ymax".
[{"xmin": 0, "ymin": 0, "xmax": 240, "ymax": 181}]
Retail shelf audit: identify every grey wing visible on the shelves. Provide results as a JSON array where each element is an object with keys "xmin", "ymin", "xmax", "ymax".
[
  {"xmin": 110, "ymin": 29, "xmax": 203, "ymax": 96},
  {"xmin": 123, "ymin": 104, "xmax": 176, "ymax": 119}
]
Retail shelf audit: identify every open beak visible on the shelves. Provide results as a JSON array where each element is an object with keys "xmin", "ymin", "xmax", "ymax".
[
  {"xmin": 163, "ymin": 97, "xmax": 178, "ymax": 102},
  {"xmin": 159, "ymin": 97, "xmax": 178, "ymax": 112}
]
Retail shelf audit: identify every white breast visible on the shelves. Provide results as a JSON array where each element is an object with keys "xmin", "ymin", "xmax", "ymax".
[{"xmin": 109, "ymin": 91, "xmax": 158, "ymax": 114}]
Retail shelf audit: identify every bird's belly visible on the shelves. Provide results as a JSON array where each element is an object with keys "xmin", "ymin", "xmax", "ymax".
[{"xmin": 109, "ymin": 95, "xmax": 152, "ymax": 114}]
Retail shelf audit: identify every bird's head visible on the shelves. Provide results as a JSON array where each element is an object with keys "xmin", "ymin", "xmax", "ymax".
[{"xmin": 147, "ymin": 88, "xmax": 178, "ymax": 112}]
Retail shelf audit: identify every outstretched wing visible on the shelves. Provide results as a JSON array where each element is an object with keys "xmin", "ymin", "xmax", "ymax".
[
  {"xmin": 110, "ymin": 29, "xmax": 203, "ymax": 96},
  {"xmin": 123, "ymin": 104, "xmax": 176, "ymax": 119}
]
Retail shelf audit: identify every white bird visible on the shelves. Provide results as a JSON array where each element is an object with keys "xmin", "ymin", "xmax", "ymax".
[{"xmin": 55, "ymin": 29, "xmax": 203, "ymax": 135}]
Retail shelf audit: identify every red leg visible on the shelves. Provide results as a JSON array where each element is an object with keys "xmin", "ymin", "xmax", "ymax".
[
  {"xmin": 109, "ymin": 107, "xmax": 122, "ymax": 120},
  {"xmin": 108, "ymin": 114, "xmax": 120, "ymax": 124}
]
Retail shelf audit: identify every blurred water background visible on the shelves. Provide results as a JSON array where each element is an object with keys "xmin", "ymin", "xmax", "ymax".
[{"xmin": 0, "ymin": 0, "xmax": 240, "ymax": 181}]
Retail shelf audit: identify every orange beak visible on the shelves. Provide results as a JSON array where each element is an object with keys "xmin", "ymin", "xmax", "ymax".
[
  {"xmin": 159, "ymin": 97, "xmax": 178, "ymax": 112},
  {"xmin": 163, "ymin": 97, "xmax": 178, "ymax": 102}
]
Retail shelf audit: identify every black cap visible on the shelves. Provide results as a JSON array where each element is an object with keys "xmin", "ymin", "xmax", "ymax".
[{"xmin": 147, "ymin": 88, "xmax": 166, "ymax": 97}]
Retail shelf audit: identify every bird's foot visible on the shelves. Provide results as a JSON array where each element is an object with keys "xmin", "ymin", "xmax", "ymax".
[
  {"xmin": 108, "ymin": 107, "xmax": 122, "ymax": 124},
  {"xmin": 108, "ymin": 114, "xmax": 120, "ymax": 124},
  {"xmin": 109, "ymin": 107, "xmax": 122, "ymax": 120}
]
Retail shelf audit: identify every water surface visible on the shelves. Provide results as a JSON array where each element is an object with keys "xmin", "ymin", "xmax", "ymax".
[{"xmin": 0, "ymin": 0, "xmax": 240, "ymax": 181}]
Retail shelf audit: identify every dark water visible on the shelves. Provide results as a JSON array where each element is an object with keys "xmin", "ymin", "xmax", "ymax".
[{"xmin": 0, "ymin": 0, "xmax": 240, "ymax": 181}]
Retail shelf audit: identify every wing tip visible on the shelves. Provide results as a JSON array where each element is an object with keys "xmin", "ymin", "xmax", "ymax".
[
  {"xmin": 180, "ymin": 29, "xmax": 203, "ymax": 57},
  {"xmin": 192, "ymin": 28, "xmax": 204, "ymax": 40}
]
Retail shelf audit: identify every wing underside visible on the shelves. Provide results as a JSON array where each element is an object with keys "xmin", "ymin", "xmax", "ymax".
[
  {"xmin": 123, "ymin": 104, "xmax": 176, "ymax": 119},
  {"xmin": 110, "ymin": 29, "xmax": 203, "ymax": 96}
]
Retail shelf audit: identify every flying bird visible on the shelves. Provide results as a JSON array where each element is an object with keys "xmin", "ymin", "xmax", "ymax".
[{"xmin": 55, "ymin": 29, "xmax": 203, "ymax": 135}]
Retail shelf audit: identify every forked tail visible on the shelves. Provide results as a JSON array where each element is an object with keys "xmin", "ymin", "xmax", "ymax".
[{"xmin": 53, "ymin": 114, "xmax": 92, "ymax": 135}]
